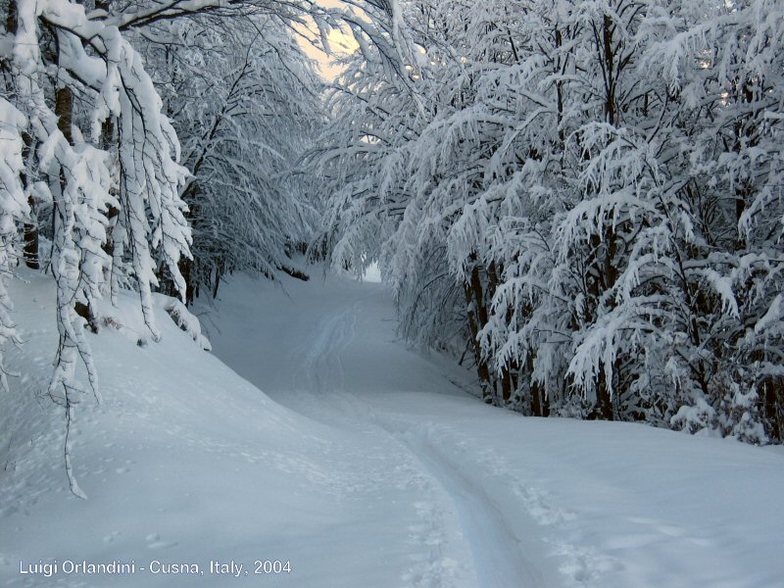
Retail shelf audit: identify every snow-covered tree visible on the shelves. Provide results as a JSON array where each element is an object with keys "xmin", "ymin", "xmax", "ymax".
[
  {"xmin": 1, "ymin": 0, "xmax": 193, "ymax": 495},
  {"xmin": 2, "ymin": 0, "xmax": 191, "ymax": 408},
  {"xmin": 135, "ymin": 12, "xmax": 324, "ymax": 302},
  {"xmin": 316, "ymin": 0, "xmax": 784, "ymax": 443},
  {"xmin": 0, "ymin": 0, "xmax": 399, "ymax": 495},
  {"xmin": 0, "ymin": 0, "xmax": 390, "ymax": 393}
]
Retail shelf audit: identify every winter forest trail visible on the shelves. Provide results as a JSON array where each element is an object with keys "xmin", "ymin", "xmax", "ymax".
[
  {"xmin": 205, "ymin": 272, "xmax": 784, "ymax": 588},
  {"xmin": 283, "ymin": 293, "xmax": 551, "ymax": 588},
  {"xmin": 3, "ymin": 271, "xmax": 784, "ymax": 588},
  {"xmin": 207, "ymin": 274, "xmax": 556, "ymax": 588}
]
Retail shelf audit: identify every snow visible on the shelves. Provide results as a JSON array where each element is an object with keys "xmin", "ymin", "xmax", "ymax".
[
  {"xmin": 2, "ymin": 268, "xmax": 784, "ymax": 587},
  {"xmin": 362, "ymin": 261, "xmax": 383, "ymax": 283}
]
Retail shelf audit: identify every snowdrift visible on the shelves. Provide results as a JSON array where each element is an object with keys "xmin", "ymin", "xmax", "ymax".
[{"xmin": 0, "ymin": 271, "xmax": 354, "ymax": 587}]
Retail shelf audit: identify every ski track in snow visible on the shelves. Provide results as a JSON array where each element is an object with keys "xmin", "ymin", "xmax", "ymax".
[
  {"xmin": 391, "ymin": 428, "xmax": 546, "ymax": 588},
  {"xmin": 292, "ymin": 301, "xmax": 478, "ymax": 587},
  {"xmin": 253, "ymin": 283, "xmax": 558, "ymax": 588}
]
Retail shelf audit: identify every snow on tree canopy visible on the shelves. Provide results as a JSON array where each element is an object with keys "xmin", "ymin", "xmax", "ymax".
[{"xmin": 315, "ymin": 0, "xmax": 784, "ymax": 442}]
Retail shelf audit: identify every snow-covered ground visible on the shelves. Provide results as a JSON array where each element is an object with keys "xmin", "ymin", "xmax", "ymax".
[{"xmin": 2, "ymin": 268, "xmax": 784, "ymax": 587}]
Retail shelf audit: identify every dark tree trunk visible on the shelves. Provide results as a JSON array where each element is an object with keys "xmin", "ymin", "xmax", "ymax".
[
  {"xmin": 602, "ymin": 13, "xmax": 618, "ymax": 126},
  {"xmin": 531, "ymin": 381, "xmax": 550, "ymax": 418},
  {"xmin": 464, "ymin": 257, "xmax": 495, "ymax": 403},
  {"xmin": 212, "ymin": 269, "xmax": 222, "ymax": 299},
  {"xmin": 21, "ymin": 129, "xmax": 38, "ymax": 269},
  {"xmin": 23, "ymin": 211, "xmax": 39, "ymax": 269},
  {"xmin": 761, "ymin": 378, "xmax": 783, "ymax": 442},
  {"xmin": 178, "ymin": 257, "xmax": 195, "ymax": 306},
  {"xmin": 55, "ymin": 86, "xmax": 74, "ymax": 143},
  {"xmin": 593, "ymin": 369, "xmax": 614, "ymax": 421},
  {"xmin": 525, "ymin": 353, "xmax": 550, "ymax": 417},
  {"xmin": 487, "ymin": 261, "xmax": 516, "ymax": 404},
  {"xmin": 5, "ymin": 0, "xmax": 18, "ymax": 32},
  {"xmin": 56, "ymin": 83, "xmax": 97, "ymax": 332}
]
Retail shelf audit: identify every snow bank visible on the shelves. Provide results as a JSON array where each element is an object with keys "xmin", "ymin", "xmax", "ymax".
[{"xmin": 0, "ymin": 271, "xmax": 380, "ymax": 587}]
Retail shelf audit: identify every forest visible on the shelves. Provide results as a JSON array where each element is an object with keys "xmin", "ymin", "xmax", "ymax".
[{"xmin": 1, "ymin": 0, "xmax": 783, "ymax": 447}]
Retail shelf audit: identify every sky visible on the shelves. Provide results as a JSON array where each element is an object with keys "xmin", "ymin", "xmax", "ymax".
[{"xmin": 296, "ymin": 0, "xmax": 360, "ymax": 81}]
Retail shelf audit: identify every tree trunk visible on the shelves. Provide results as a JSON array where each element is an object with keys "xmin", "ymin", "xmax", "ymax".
[
  {"xmin": 178, "ymin": 256, "xmax": 195, "ymax": 306},
  {"xmin": 525, "ymin": 354, "xmax": 550, "ymax": 417},
  {"xmin": 21, "ymin": 129, "xmax": 38, "ymax": 268},
  {"xmin": 761, "ymin": 377, "xmax": 783, "ymax": 442},
  {"xmin": 531, "ymin": 381, "xmax": 550, "ymax": 418},
  {"xmin": 56, "ymin": 83, "xmax": 97, "ymax": 332},
  {"xmin": 464, "ymin": 257, "xmax": 495, "ymax": 403},
  {"xmin": 55, "ymin": 86, "xmax": 74, "ymax": 143},
  {"xmin": 23, "ymin": 211, "xmax": 39, "ymax": 269},
  {"xmin": 593, "ymin": 369, "xmax": 614, "ymax": 421},
  {"xmin": 602, "ymin": 13, "xmax": 618, "ymax": 126}
]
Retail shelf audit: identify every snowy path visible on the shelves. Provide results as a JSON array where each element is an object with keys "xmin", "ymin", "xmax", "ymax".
[
  {"xmin": 205, "ymin": 272, "xmax": 784, "ymax": 588},
  {"xmin": 3, "ymin": 270, "xmax": 784, "ymax": 588},
  {"xmin": 307, "ymin": 309, "xmax": 548, "ymax": 588},
  {"xmin": 208, "ymin": 275, "xmax": 567, "ymax": 587},
  {"xmin": 279, "ymin": 296, "xmax": 549, "ymax": 587},
  {"xmin": 389, "ymin": 428, "xmax": 546, "ymax": 588}
]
